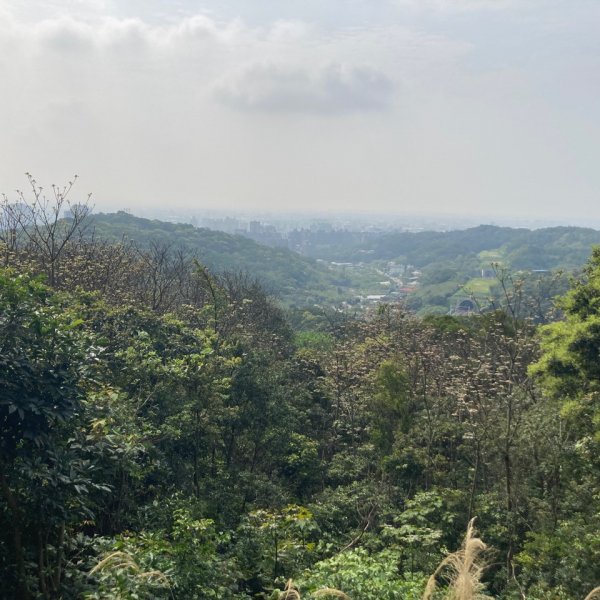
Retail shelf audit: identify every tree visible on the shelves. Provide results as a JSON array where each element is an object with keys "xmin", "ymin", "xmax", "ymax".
[
  {"xmin": 533, "ymin": 247, "xmax": 600, "ymax": 403},
  {"xmin": 519, "ymin": 247, "xmax": 600, "ymax": 597},
  {"xmin": 3, "ymin": 174, "xmax": 92, "ymax": 287},
  {"xmin": 0, "ymin": 271, "xmax": 100, "ymax": 598}
]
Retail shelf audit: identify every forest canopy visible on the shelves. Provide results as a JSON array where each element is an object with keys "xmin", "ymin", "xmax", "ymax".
[{"xmin": 1, "ymin": 189, "xmax": 600, "ymax": 599}]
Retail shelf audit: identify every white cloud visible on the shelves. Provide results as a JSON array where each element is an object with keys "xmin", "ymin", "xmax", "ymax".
[
  {"xmin": 214, "ymin": 62, "xmax": 395, "ymax": 114},
  {"xmin": 35, "ymin": 16, "xmax": 96, "ymax": 53},
  {"xmin": 391, "ymin": 0, "xmax": 523, "ymax": 12},
  {"xmin": 266, "ymin": 20, "xmax": 312, "ymax": 43},
  {"xmin": 0, "ymin": 2, "xmax": 599, "ymax": 221}
]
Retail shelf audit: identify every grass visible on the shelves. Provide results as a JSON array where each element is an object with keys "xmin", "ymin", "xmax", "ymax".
[
  {"xmin": 88, "ymin": 551, "xmax": 170, "ymax": 589},
  {"xmin": 423, "ymin": 518, "xmax": 490, "ymax": 600},
  {"xmin": 478, "ymin": 250, "xmax": 505, "ymax": 265},
  {"xmin": 460, "ymin": 278, "xmax": 495, "ymax": 296}
]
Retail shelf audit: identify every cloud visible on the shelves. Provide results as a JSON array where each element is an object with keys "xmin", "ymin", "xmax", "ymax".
[
  {"xmin": 2, "ymin": 2, "xmax": 598, "ymax": 220},
  {"xmin": 266, "ymin": 20, "xmax": 311, "ymax": 43},
  {"xmin": 214, "ymin": 62, "xmax": 395, "ymax": 114},
  {"xmin": 0, "ymin": 11, "xmax": 244, "ymax": 57},
  {"xmin": 392, "ymin": 0, "xmax": 522, "ymax": 11},
  {"xmin": 35, "ymin": 16, "xmax": 97, "ymax": 53}
]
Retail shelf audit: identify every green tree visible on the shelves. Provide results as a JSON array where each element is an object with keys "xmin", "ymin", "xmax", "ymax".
[
  {"xmin": 0, "ymin": 271, "xmax": 104, "ymax": 598},
  {"xmin": 523, "ymin": 246, "xmax": 600, "ymax": 598}
]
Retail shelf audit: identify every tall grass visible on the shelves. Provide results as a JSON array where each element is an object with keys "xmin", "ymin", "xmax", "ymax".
[
  {"xmin": 279, "ymin": 578, "xmax": 353, "ymax": 600},
  {"xmin": 89, "ymin": 550, "xmax": 170, "ymax": 588},
  {"xmin": 423, "ymin": 518, "xmax": 490, "ymax": 600}
]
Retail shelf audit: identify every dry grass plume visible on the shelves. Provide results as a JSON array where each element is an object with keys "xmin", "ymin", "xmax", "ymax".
[
  {"xmin": 423, "ymin": 518, "xmax": 490, "ymax": 600},
  {"xmin": 278, "ymin": 579, "xmax": 352, "ymax": 600},
  {"xmin": 584, "ymin": 588, "xmax": 600, "ymax": 600},
  {"xmin": 280, "ymin": 580, "xmax": 302, "ymax": 600},
  {"xmin": 313, "ymin": 588, "xmax": 352, "ymax": 600},
  {"xmin": 89, "ymin": 550, "xmax": 170, "ymax": 587}
]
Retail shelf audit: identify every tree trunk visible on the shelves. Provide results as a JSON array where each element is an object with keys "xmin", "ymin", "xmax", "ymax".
[{"xmin": 0, "ymin": 462, "xmax": 32, "ymax": 600}]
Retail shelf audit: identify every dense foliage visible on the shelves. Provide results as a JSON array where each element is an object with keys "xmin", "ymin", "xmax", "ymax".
[{"xmin": 1, "ymin": 192, "xmax": 600, "ymax": 599}]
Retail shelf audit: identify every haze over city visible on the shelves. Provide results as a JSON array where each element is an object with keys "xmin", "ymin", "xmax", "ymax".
[{"xmin": 1, "ymin": 0, "xmax": 599, "ymax": 222}]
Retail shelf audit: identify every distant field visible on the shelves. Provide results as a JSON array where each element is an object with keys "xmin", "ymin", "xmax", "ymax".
[
  {"xmin": 478, "ymin": 249, "xmax": 505, "ymax": 265},
  {"xmin": 459, "ymin": 277, "xmax": 496, "ymax": 297}
]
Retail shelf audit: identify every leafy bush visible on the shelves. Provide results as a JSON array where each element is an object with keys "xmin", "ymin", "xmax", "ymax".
[{"xmin": 297, "ymin": 547, "xmax": 426, "ymax": 600}]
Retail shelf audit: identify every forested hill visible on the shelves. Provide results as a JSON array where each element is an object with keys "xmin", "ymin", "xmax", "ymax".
[
  {"xmin": 5, "ymin": 196, "xmax": 600, "ymax": 598},
  {"xmin": 304, "ymin": 224, "xmax": 600, "ymax": 270},
  {"xmin": 89, "ymin": 212, "xmax": 353, "ymax": 306},
  {"xmin": 94, "ymin": 214, "xmax": 600, "ymax": 276},
  {"xmin": 89, "ymin": 213, "xmax": 600, "ymax": 313}
]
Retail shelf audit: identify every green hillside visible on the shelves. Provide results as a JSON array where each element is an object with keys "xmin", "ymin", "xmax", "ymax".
[
  {"xmin": 89, "ymin": 212, "xmax": 377, "ymax": 307},
  {"xmin": 89, "ymin": 214, "xmax": 600, "ymax": 314},
  {"xmin": 308, "ymin": 224, "xmax": 600, "ymax": 270},
  {"xmin": 5, "ymin": 201, "xmax": 600, "ymax": 599},
  {"xmin": 296, "ymin": 224, "xmax": 600, "ymax": 314}
]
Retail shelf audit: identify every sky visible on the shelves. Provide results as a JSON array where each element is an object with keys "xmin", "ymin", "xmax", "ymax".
[{"xmin": 1, "ymin": 0, "xmax": 599, "ymax": 221}]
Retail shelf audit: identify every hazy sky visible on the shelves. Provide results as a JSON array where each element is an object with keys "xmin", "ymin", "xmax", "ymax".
[{"xmin": 1, "ymin": 0, "xmax": 599, "ymax": 220}]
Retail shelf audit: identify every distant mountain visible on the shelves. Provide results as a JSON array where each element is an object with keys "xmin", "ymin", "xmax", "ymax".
[
  {"xmin": 89, "ymin": 213, "xmax": 600, "ymax": 314},
  {"xmin": 88, "ymin": 212, "xmax": 362, "ymax": 306},
  {"xmin": 303, "ymin": 224, "xmax": 600, "ymax": 270}
]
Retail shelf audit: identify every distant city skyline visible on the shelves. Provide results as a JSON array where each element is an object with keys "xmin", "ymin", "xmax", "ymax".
[
  {"xmin": 1, "ymin": 0, "xmax": 599, "ymax": 222},
  {"xmin": 140, "ymin": 205, "xmax": 600, "ymax": 232}
]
